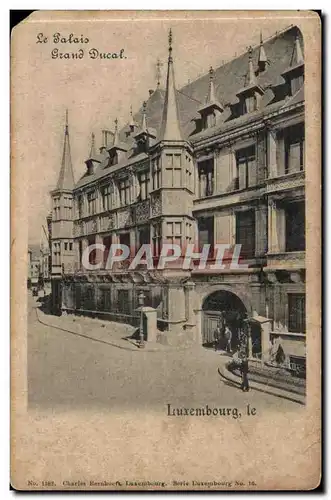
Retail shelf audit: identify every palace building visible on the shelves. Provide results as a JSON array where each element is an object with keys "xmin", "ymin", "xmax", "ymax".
[{"xmin": 50, "ymin": 25, "xmax": 305, "ymax": 367}]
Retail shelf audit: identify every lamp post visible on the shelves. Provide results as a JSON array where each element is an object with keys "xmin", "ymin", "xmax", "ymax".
[{"xmin": 138, "ymin": 291, "xmax": 146, "ymax": 348}]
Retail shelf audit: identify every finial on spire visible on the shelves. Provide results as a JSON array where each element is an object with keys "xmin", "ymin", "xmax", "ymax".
[
  {"xmin": 89, "ymin": 132, "xmax": 96, "ymax": 158},
  {"xmin": 292, "ymin": 34, "xmax": 304, "ymax": 66},
  {"xmin": 129, "ymin": 105, "xmax": 135, "ymax": 129},
  {"xmin": 156, "ymin": 58, "xmax": 163, "ymax": 87},
  {"xmin": 247, "ymin": 46, "xmax": 257, "ymax": 86},
  {"xmin": 258, "ymin": 33, "xmax": 268, "ymax": 69},
  {"xmin": 65, "ymin": 108, "xmax": 69, "ymax": 134},
  {"xmin": 141, "ymin": 101, "xmax": 147, "ymax": 132},
  {"xmin": 206, "ymin": 66, "xmax": 216, "ymax": 104},
  {"xmin": 168, "ymin": 28, "xmax": 173, "ymax": 62},
  {"xmin": 113, "ymin": 118, "xmax": 119, "ymax": 146}
]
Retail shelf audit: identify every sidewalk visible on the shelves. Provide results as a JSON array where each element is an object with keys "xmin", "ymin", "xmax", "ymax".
[
  {"xmin": 35, "ymin": 305, "xmax": 184, "ymax": 352},
  {"xmin": 217, "ymin": 355, "xmax": 305, "ymax": 405}
]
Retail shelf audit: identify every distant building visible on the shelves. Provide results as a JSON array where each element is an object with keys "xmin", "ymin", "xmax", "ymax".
[{"xmin": 50, "ymin": 26, "xmax": 305, "ymax": 369}]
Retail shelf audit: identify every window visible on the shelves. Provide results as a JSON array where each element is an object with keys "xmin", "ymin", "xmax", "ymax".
[
  {"xmin": 69, "ymin": 242, "xmax": 73, "ymax": 251},
  {"xmin": 138, "ymin": 226, "xmax": 150, "ymax": 248},
  {"xmin": 103, "ymin": 235, "xmax": 112, "ymax": 266},
  {"xmin": 285, "ymin": 201, "xmax": 305, "ymax": 252},
  {"xmin": 87, "ymin": 236, "xmax": 96, "ymax": 265},
  {"xmin": 53, "ymin": 242, "xmax": 61, "ymax": 265},
  {"xmin": 152, "ymin": 223, "xmax": 162, "ymax": 257},
  {"xmin": 63, "ymin": 196, "xmax": 73, "ymax": 219},
  {"xmin": 198, "ymin": 217, "xmax": 214, "ymax": 255},
  {"xmin": 198, "ymin": 158, "xmax": 214, "ymax": 198},
  {"xmin": 285, "ymin": 124, "xmax": 305, "ymax": 174},
  {"xmin": 118, "ymin": 178, "xmax": 130, "ymax": 206},
  {"xmin": 117, "ymin": 290, "xmax": 130, "ymax": 315},
  {"xmin": 243, "ymin": 94, "xmax": 258, "ymax": 114},
  {"xmin": 101, "ymin": 184, "xmax": 112, "ymax": 211},
  {"xmin": 64, "ymin": 242, "xmax": 68, "ymax": 251},
  {"xmin": 166, "ymin": 221, "xmax": 182, "ymax": 247},
  {"xmin": 87, "ymin": 190, "xmax": 97, "ymax": 215},
  {"xmin": 99, "ymin": 289, "xmax": 111, "ymax": 311},
  {"xmin": 53, "ymin": 197, "xmax": 60, "ymax": 221},
  {"xmin": 290, "ymin": 74, "xmax": 304, "ymax": 96},
  {"xmin": 77, "ymin": 195, "xmax": 84, "ymax": 218},
  {"xmin": 152, "ymin": 157, "xmax": 161, "ymax": 190},
  {"xmin": 236, "ymin": 145, "xmax": 256, "ymax": 190},
  {"xmin": 165, "ymin": 154, "xmax": 182, "ymax": 187},
  {"xmin": 138, "ymin": 171, "xmax": 150, "ymax": 201},
  {"xmin": 235, "ymin": 210, "xmax": 256, "ymax": 259},
  {"xmin": 288, "ymin": 293, "xmax": 306, "ymax": 333},
  {"xmin": 109, "ymin": 151, "xmax": 118, "ymax": 166}
]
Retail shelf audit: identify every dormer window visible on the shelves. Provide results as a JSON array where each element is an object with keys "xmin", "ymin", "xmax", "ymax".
[
  {"xmin": 197, "ymin": 67, "xmax": 223, "ymax": 130},
  {"xmin": 236, "ymin": 47, "xmax": 264, "ymax": 117},
  {"xmin": 109, "ymin": 151, "xmax": 118, "ymax": 166}
]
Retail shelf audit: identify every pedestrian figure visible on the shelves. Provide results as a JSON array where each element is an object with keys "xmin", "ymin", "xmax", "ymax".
[
  {"xmin": 224, "ymin": 324, "xmax": 232, "ymax": 353},
  {"xmin": 239, "ymin": 348, "xmax": 249, "ymax": 392},
  {"xmin": 213, "ymin": 326, "xmax": 221, "ymax": 351}
]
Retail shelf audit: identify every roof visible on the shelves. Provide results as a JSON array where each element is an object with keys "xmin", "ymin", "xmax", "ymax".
[
  {"xmin": 56, "ymin": 119, "xmax": 75, "ymax": 191},
  {"xmin": 75, "ymin": 25, "xmax": 304, "ymax": 189}
]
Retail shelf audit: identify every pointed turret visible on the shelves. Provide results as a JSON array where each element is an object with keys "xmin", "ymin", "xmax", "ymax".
[
  {"xmin": 258, "ymin": 32, "xmax": 268, "ymax": 72},
  {"xmin": 107, "ymin": 118, "xmax": 128, "ymax": 165},
  {"xmin": 236, "ymin": 46, "xmax": 264, "ymax": 110},
  {"xmin": 134, "ymin": 101, "xmax": 156, "ymax": 151},
  {"xmin": 247, "ymin": 46, "xmax": 258, "ymax": 87},
  {"xmin": 56, "ymin": 110, "xmax": 75, "ymax": 190},
  {"xmin": 159, "ymin": 29, "xmax": 183, "ymax": 142},
  {"xmin": 197, "ymin": 66, "xmax": 224, "ymax": 127},
  {"xmin": 85, "ymin": 132, "xmax": 101, "ymax": 175},
  {"xmin": 89, "ymin": 132, "xmax": 97, "ymax": 159},
  {"xmin": 291, "ymin": 34, "xmax": 304, "ymax": 67},
  {"xmin": 129, "ymin": 105, "xmax": 135, "ymax": 132},
  {"xmin": 281, "ymin": 31, "xmax": 304, "ymax": 95}
]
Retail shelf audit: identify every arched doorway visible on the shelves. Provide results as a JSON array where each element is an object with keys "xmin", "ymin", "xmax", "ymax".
[{"xmin": 202, "ymin": 290, "xmax": 247, "ymax": 349}]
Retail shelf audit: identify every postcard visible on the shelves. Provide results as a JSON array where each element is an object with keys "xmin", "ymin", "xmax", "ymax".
[{"xmin": 11, "ymin": 10, "xmax": 321, "ymax": 490}]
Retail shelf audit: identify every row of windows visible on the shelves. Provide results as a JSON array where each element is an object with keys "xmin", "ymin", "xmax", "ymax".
[
  {"xmin": 197, "ymin": 123, "xmax": 305, "ymax": 198},
  {"xmin": 55, "ymin": 124, "xmax": 304, "ymax": 220},
  {"xmin": 197, "ymin": 201, "xmax": 305, "ymax": 259}
]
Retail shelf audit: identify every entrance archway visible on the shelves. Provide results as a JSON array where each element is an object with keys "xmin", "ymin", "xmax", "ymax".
[{"xmin": 201, "ymin": 290, "xmax": 247, "ymax": 349}]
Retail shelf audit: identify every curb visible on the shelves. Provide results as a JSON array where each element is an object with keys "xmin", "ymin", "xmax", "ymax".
[
  {"xmin": 218, "ymin": 362, "xmax": 305, "ymax": 406},
  {"xmin": 34, "ymin": 307, "xmax": 195, "ymax": 353}
]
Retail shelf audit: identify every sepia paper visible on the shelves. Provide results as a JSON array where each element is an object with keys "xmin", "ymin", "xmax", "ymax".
[{"xmin": 11, "ymin": 10, "xmax": 321, "ymax": 491}]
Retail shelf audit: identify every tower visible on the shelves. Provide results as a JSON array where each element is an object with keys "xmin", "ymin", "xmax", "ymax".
[
  {"xmin": 50, "ymin": 110, "xmax": 75, "ymax": 312},
  {"xmin": 149, "ymin": 29, "xmax": 195, "ymax": 333}
]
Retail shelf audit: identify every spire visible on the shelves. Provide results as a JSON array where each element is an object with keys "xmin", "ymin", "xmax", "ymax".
[
  {"xmin": 141, "ymin": 101, "xmax": 147, "ymax": 133},
  {"xmin": 258, "ymin": 32, "xmax": 268, "ymax": 68},
  {"xmin": 89, "ymin": 132, "xmax": 96, "ymax": 158},
  {"xmin": 156, "ymin": 58, "xmax": 163, "ymax": 88},
  {"xmin": 56, "ymin": 109, "xmax": 75, "ymax": 190},
  {"xmin": 159, "ymin": 29, "xmax": 183, "ymax": 142},
  {"xmin": 247, "ymin": 46, "xmax": 257, "ymax": 87},
  {"xmin": 206, "ymin": 66, "xmax": 216, "ymax": 104},
  {"xmin": 129, "ymin": 105, "xmax": 135, "ymax": 130},
  {"xmin": 291, "ymin": 34, "xmax": 304, "ymax": 67},
  {"xmin": 113, "ymin": 118, "xmax": 119, "ymax": 146}
]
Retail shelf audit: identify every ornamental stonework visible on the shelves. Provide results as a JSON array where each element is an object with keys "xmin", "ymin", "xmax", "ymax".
[
  {"xmin": 151, "ymin": 194, "xmax": 161, "ymax": 216},
  {"xmin": 100, "ymin": 214, "xmax": 115, "ymax": 232},
  {"xmin": 117, "ymin": 208, "xmax": 132, "ymax": 228},
  {"xmin": 135, "ymin": 199, "xmax": 150, "ymax": 223}
]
